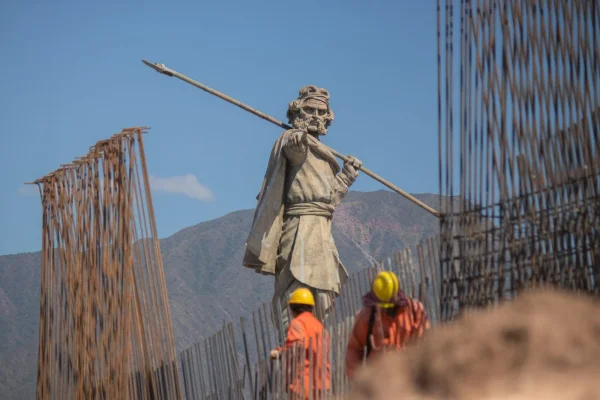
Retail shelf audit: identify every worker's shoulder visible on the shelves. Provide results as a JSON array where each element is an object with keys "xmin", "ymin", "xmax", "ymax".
[
  {"xmin": 290, "ymin": 312, "xmax": 309, "ymax": 328},
  {"xmin": 350, "ymin": 306, "xmax": 374, "ymax": 329},
  {"xmin": 354, "ymin": 306, "xmax": 373, "ymax": 320},
  {"xmin": 405, "ymin": 296, "xmax": 427, "ymax": 314},
  {"xmin": 296, "ymin": 311, "xmax": 320, "ymax": 324},
  {"xmin": 294, "ymin": 312, "xmax": 324, "ymax": 330}
]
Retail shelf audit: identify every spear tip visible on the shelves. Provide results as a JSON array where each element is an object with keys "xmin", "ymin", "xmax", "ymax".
[{"xmin": 141, "ymin": 59, "xmax": 174, "ymax": 77}]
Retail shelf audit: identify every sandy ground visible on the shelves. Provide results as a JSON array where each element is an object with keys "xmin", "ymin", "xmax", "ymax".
[{"xmin": 348, "ymin": 288, "xmax": 600, "ymax": 400}]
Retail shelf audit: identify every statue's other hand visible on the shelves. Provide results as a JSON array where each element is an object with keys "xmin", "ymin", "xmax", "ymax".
[
  {"xmin": 343, "ymin": 155, "xmax": 362, "ymax": 182},
  {"xmin": 347, "ymin": 156, "xmax": 362, "ymax": 170}
]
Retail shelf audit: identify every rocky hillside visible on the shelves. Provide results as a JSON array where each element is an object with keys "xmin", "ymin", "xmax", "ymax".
[{"xmin": 0, "ymin": 190, "xmax": 441, "ymax": 399}]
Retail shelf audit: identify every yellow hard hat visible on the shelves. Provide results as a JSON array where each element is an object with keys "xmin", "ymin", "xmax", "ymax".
[
  {"xmin": 372, "ymin": 271, "xmax": 399, "ymax": 308},
  {"xmin": 288, "ymin": 288, "xmax": 315, "ymax": 306}
]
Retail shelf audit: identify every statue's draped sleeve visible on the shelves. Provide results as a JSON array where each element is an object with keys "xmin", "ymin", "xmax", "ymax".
[{"xmin": 242, "ymin": 130, "xmax": 292, "ymax": 275}]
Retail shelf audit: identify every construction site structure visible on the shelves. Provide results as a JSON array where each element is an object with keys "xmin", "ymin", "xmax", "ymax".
[{"xmin": 29, "ymin": 0, "xmax": 599, "ymax": 398}]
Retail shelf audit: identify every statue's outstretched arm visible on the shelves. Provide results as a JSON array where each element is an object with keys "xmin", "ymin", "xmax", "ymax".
[{"xmin": 282, "ymin": 129, "xmax": 309, "ymax": 166}]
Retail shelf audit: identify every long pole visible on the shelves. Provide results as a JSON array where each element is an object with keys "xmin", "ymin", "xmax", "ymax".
[{"xmin": 141, "ymin": 59, "xmax": 440, "ymax": 218}]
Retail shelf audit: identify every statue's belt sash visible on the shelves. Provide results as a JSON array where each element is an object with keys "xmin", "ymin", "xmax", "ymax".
[{"xmin": 284, "ymin": 202, "xmax": 335, "ymax": 218}]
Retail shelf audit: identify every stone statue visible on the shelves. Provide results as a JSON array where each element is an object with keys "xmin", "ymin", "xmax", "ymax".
[{"xmin": 243, "ymin": 85, "xmax": 362, "ymax": 331}]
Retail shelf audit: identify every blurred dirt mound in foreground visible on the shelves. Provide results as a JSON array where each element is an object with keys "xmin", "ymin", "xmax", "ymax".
[{"xmin": 349, "ymin": 289, "xmax": 600, "ymax": 400}]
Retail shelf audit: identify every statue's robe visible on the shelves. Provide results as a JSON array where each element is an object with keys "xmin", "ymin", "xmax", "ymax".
[{"xmin": 243, "ymin": 129, "xmax": 351, "ymax": 317}]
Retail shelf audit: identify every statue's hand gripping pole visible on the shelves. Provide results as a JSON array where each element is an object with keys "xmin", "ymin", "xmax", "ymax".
[{"xmin": 141, "ymin": 59, "xmax": 440, "ymax": 218}]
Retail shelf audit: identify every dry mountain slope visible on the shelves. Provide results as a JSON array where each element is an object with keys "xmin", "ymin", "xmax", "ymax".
[{"xmin": 0, "ymin": 190, "xmax": 441, "ymax": 400}]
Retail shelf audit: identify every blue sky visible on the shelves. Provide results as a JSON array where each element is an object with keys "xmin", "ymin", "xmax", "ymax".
[{"xmin": 0, "ymin": 0, "xmax": 441, "ymax": 255}]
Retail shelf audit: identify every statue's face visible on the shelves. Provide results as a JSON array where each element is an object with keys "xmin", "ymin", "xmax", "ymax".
[{"xmin": 292, "ymin": 99, "xmax": 330, "ymax": 135}]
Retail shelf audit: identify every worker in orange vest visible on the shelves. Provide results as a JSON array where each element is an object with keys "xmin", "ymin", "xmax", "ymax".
[
  {"xmin": 270, "ymin": 287, "xmax": 331, "ymax": 399},
  {"xmin": 345, "ymin": 271, "xmax": 430, "ymax": 381}
]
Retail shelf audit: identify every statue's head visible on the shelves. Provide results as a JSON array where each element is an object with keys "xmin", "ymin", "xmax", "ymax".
[{"xmin": 286, "ymin": 85, "xmax": 335, "ymax": 136}]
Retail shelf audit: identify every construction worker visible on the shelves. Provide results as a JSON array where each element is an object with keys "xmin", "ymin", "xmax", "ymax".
[
  {"xmin": 345, "ymin": 271, "xmax": 430, "ymax": 381},
  {"xmin": 270, "ymin": 287, "xmax": 331, "ymax": 399}
]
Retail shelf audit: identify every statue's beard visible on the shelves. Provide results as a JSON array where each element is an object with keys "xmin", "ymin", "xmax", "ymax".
[{"xmin": 292, "ymin": 116, "xmax": 328, "ymax": 136}]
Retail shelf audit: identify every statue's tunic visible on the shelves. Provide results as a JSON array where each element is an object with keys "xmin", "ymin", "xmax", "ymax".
[{"xmin": 243, "ymin": 129, "xmax": 350, "ymax": 299}]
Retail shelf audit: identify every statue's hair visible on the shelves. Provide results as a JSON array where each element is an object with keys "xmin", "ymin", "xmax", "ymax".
[{"xmin": 286, "ymin": 85, "xmax": 335, "ymax": 127}]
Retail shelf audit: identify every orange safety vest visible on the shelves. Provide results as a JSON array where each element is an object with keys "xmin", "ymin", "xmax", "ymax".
[
  {"xmin": 345, "ymin": 298, "xmax": 429, "ymax": 381},
  {"xmin": 277, "ymin": 311, "xmax": 331, "ymax": 399}
]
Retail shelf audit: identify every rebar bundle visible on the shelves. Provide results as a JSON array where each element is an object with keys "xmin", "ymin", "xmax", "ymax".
[
  {"xmin": 32, "ymin": 127, "xmax": 181, "ymax": 399},
  {"xmin": 438, "ymin": 0, "xmax": 600, "ymax": 320}
]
